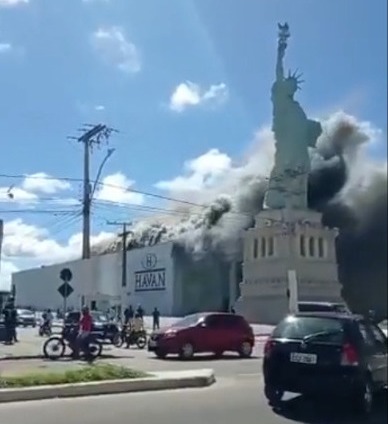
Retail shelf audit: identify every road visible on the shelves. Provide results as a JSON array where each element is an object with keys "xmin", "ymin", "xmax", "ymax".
[
  {"xmin": 0, "ymin": 375, "xmax": 386, "ymax": 424},
  {"xmin": 1, "ymin": 327, "xmax": 268, "ymax": 379}
]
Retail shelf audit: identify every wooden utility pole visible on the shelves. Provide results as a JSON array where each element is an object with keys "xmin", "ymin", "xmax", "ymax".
[{"xmin": 107, "ymin": 221, "xmax": 133, "ymax": 288}]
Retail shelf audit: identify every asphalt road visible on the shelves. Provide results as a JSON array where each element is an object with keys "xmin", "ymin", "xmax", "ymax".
[
  {"xmin": 1, "ymin": 375, "xmax": 386, "ymax": 424},
  {"xmin": 1, "ymin": 327, "xmax": 267, "ymax": 378}
]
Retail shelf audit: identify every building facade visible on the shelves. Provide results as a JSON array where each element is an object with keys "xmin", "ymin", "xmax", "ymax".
[{"xmin": 12, "ymin": 242, "xmax": 239, "ymax": 317}]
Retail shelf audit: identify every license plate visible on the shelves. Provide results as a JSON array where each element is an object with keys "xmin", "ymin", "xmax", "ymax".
[
  {"xmin": 290, "ymin": 352, "xmax": 317, "ymax": 364},
  {"xmin": 148, "ymin": 339, "xmax": 157, "ymax": 347}
]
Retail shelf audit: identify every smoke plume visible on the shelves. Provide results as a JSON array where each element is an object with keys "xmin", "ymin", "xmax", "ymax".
[{"xmin": 93, "ymin": 111, "xmax": 387, "ymax": 318}]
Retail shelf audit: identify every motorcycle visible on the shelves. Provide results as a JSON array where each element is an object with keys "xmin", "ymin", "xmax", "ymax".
[
  {"xmin": 116, "ymin": 325, "xmax": 147, "ymax": 349},
  {"xmin": 38, "ymin": 322, "xmax": 52, "ymax": 337},
  {"xmin": 43, "ymin": 324, "xmax": 103, "ymax": 361}
]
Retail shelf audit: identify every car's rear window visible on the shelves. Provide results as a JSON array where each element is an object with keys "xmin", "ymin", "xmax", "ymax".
[
  {"xmin": 272, "ymin": 316, "xmax": 345, "ymax": 344},
  {"xmin": 298, "ymin": 303, "xmax": 333, "ymax": 312}
]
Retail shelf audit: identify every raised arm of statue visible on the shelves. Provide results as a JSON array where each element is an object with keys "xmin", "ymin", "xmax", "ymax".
[
  {"xmin": 276, "ymin": 23, "xmax": 290, "ymax": 82},
  {"xmin": 276, "ymin": 44, "xmax": 285, "ymax": 81}
]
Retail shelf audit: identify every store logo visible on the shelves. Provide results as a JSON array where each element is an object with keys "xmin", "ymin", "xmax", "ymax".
[{"xmin": 141, "ymin": 253, "xmax": 157, "ymax": 270}]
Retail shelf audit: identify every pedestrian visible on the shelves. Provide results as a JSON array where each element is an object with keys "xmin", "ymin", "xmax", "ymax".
[
  {"xmin": 136, "ymin": 304, "xmax": 144, "ymax": 319},
  {"xmin": 152, "ymin": 307, "xmax": 160, "ymax": 330},
  {"xmin": 3, "ymin": 298, "xmax": 18, "ymax": 344},
  {"xmin": 124, "ymin": 305, "xmax": 134, "ymax": 324}
]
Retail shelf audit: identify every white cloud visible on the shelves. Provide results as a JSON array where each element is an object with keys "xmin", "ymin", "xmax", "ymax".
[
  {"xmin": 22, "ymin": 172, "xmax": 71, "ymax": 194},
  {"xmin": 94, "ymin": 105, "xmax": 105, "ymax": 111},
  {"xmin": 169, "ymin": 81, "xmax": 228, "ymax": 112},
  {"xmin": 0, "ymin": 218, "xmax": 115, "ymax": 290},
  {"xmin": 91, "ymin": 26, "xmax": 141, "ymax": 74},
  {"xmin": 0, "ymin": 42, "xmax": 12, "ymax": 53},
  {"xmin": 95, "ymin": 172, "xmax": 144, "ymax": 205},
  {"xmin": 155, "ymin": 148, "xmax": 232, "ymax": 192},
  {"xmin": 0, "ymin": 0, "xmax": 28, "ymax": 7}
]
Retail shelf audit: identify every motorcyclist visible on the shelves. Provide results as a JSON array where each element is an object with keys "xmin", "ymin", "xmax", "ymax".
[
  {"xmin": 72, "ymin": 306, "xmax": 93, "ymax": 359},
  {"xmin": 41, "ymin": 309, "xmax": 53, "ymax": 333},
  {"xmin": 125, "ymin": 311, "xmax": 144, "ymax": 348}
]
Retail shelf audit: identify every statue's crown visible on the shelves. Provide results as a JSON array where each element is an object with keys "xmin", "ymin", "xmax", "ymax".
[{"xmin": 287, "ymin": 69, "xmax": 305, "ymax": 90}]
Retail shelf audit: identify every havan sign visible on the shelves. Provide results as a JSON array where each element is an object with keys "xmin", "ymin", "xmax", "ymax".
[{"xmin": 134, "ymin": 253, "xmax": 166, "ymax": 292}]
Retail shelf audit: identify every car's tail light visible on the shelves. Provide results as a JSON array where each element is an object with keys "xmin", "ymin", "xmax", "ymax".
[
  {"xmin": 264, "ymin": 338, "xmax": 275, "ymax": 358},
  {"xmin": 341, "ymin": 343, "xmax": 359, "ymax": 366}
]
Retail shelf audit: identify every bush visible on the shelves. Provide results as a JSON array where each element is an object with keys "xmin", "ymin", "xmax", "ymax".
[{"xmin": 0, "ymin": 364, "xmax": 148, "ymax": 388}]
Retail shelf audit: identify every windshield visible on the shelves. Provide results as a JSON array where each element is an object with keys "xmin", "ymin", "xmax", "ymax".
[
  {"xmin": 273, "ymin": 316, "xmax": 345, "ymax": 344},
  {"xmin": 91, "ymin": 312, "xmax": 108, "ymax": 322},
  {"xmin": 18, "ymin": 309, "xmax": 34, "ymax": 316},
  {"xmin": 170, "ymin": 314, "xmax": 203, "ymax": 328}
]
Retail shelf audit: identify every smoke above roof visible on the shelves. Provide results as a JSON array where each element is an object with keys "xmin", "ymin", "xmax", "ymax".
[{"xmin": 93, "ymin": 111, "xmax": 387, "ymax": 317}]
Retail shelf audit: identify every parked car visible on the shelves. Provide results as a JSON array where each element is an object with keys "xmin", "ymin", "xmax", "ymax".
[
  {"xmin": 263, "ymin": 312, "xmax": 387, "ymax": 415},
  {"xmin": 379, "ymin": 319, "xmax": 387, "ymax": 337},
  {"xmin": 17, "ymin": 309, "xmax": 37, "ymax": 327},
  {"xmin": 298, "ymin": 301, "xmax": 351, "ymax": 314},
  {"xmin": 148, "ymin": 312, "xmax": 255, "ymax": 360},
  {"xmin": 64, "ymin": 311, "xmax": 120, "ymax": 345}
]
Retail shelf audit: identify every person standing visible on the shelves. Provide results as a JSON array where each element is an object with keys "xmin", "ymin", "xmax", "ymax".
[
  {"xmin": 136, "ymin": 304, "xmax": 144, "ymax": 319},
  {"xmin": 124, "ymin": 305, "xmax": 134, "ymax": 324},
  {"xmin": 3, "ymin": 298, "xmax": 18, "ymax": 344},
  {"xmin": 152, "ymin": 307, "xmax": 160, "ymax": 330}
]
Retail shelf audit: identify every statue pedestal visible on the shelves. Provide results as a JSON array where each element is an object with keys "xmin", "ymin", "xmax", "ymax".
[{"xmin": 234, "ymin": 208, "xmax": 343, "ymax": 324}]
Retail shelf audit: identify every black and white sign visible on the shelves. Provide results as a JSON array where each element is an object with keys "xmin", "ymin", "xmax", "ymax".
[
  {"xmin": 135, "ymin": 254, "xmax": 166, "ymax": 292},
  {"xmin": 135, "ymin": 268, "xmax": 166, "ymax": 292}
]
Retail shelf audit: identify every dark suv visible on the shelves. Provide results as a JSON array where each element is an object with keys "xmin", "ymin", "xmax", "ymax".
[{"xmin": 263, "ymin": 312, "xmax": 387, "ymax": 415}]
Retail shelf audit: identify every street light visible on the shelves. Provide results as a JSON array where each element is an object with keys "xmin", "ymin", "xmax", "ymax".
[{"xmin": 90, "ymin": 148, "xmax": 115, "ymax": 200}]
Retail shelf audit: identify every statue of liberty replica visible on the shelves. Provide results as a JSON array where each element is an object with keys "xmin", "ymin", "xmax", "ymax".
[
  {"xmin": 265, "ymin": 23, "xmax": 322, "ymax": 210},
  {"xmin": 235, "ymin": 23, "xmax": 343, "ymax": 324}
]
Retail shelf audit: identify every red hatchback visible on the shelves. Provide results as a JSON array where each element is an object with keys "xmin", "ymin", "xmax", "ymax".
[{"xmin": 148, "ymin": 312, "xmax": 255, "ymax": 359}]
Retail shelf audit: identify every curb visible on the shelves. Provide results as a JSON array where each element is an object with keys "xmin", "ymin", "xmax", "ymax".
[
  {"xmin": 0, "ymin": 369, "xmax": 216, "ymax": 403},
  {"xmin": 0, "ymin": 355, "xmax": 42, "ymax": 361}
]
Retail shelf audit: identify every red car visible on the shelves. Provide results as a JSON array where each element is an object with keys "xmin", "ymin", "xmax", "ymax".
[{"xmin": 148, "ymin": 312, "xmax": 255, "ymax": 359}]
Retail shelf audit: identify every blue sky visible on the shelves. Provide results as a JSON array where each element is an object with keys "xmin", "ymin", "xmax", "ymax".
[{"xmin": 0, "ymin": 0, "xmax": 386, "ymax": 288}]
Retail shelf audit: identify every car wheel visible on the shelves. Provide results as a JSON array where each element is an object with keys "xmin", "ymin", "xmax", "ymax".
[
  {"xmin": 238, "ymin": 341, "xmax": 253, "ymax": 358},
  {"xmin": 179, "ymin": 342, "xmax": 194, "ymax": 360},
  {"xmin": 353, "ymin": 378, "xmax": 374, "ymax": 416},
  {"xmin": 264, "ymin": 385, "xmax": 284, "ymax": 406}
]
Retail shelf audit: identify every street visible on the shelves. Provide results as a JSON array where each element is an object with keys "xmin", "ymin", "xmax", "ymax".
[{"xmin": 0, "ymin": 374, "xmax": 386, "ymax": 424}]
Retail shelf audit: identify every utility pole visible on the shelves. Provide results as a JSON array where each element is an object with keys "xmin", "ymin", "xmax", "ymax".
[
  {"xmin": 107, "ymin": 221, "xmax": 133, "ymax": 288},
  {"xmin": 68, "ymin": 124, "xmax": 118, "ymax": 259}
]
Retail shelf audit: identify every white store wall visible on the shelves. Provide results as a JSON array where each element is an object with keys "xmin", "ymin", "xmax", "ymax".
[
  {"xmin": 12, "ymin": 253, "xmax": 122, "ymax": 311},
  {"xmin": 12, "ymin": 242, "xmax": 176, "ymax": 315},
  {"xmin": 121, "ymin": 242, "xmax": 175, "ymax": 315}
]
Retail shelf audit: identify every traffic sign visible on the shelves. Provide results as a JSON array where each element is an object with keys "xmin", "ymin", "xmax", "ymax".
[
  {"xmin": 60, "ymin": 268, "xmax": 72, "ymax": 282},
  {"xmin": 58, "ymin": 282, "xmax": 74, "ymax": 299}
]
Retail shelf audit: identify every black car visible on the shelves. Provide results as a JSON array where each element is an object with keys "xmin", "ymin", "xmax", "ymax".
[
  {"xmin": 263, "ymin": 312, "xmax": 387, "ymax": 415},
  {"xmin": 64, "ymin": 311, "xmax": 120, "ymax": 345}
]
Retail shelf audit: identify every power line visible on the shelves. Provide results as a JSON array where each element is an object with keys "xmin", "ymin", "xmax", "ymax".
[{"xmin": 0, "ymin": 172, "xmax": 212, "ymax": 209}]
